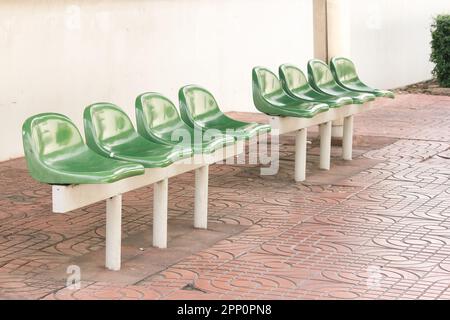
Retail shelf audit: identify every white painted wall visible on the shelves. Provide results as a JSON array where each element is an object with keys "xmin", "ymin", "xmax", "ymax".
[
  {"xmin": 0, "ymin": 0, "xmax": 313, "ymax": 161},
  {"xmin": 347, "ymin": 0, "xmax": 450, "ymax": 89},
  {"xmin": 2, "ymin": 0, "xmax": 449, "ymax": 161}
]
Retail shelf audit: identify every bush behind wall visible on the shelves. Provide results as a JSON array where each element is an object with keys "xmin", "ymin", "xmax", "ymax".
[{"xmin": 430, "ymin": 15, "xmax": 450, "ymax": 87}]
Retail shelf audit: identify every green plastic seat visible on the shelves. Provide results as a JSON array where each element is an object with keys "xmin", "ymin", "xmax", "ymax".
[
  {"xmin": 84, "ymin": 103, "xmax": 193, "ymax": 168},
  {"xmin": 22, "ymin": 113, "xmax": 145, "ymax": 185},
  {"xmin": 135, "ymin": 92, "xmax": 235, "ymax": 154},
  {"xmin": 279, "ymin": 64, "xmax": 353, "ymax": 108},
  {"xmin": 252, "ymin": 66, "xmax": 329, "ymax": 117},
  {"xmin": 179, "ymin": 85, "xmax": 271, "ymax": 141},
  {"xmin": 307, "ymin": 59, "xmax": 376, "ymax": 104},
  {"xmin": 330, "ymin": 57, "xmax": 395, "ymax": 98}
]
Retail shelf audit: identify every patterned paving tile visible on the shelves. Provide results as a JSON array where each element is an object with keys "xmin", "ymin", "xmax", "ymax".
[{"xmin": 1, "ymin": 93, "xmax": 450, "ymax": 299}]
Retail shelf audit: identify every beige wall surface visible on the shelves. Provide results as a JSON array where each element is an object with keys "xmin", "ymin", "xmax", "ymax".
[
  {"xmin": 2, "ymin": 0, "xmax": 449, "ymax": 161},
  {"xmin": 0, "ymin": 0, "xmax": 314, "ymax": 161},
  {"xmin": 347, "ymin": 0, "xmax": 449, "ymax": 89}
]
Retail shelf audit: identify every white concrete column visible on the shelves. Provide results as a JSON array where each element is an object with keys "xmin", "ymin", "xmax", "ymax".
[
  {"xmin": 313, "ymin": 0, "xmax": 328, "ymax": 61},
  {"xmin": 194, "ymin": 165, "xmax": 209, "ymax": 229},
  {"xmin": 319, "ymin": 121, "xmax": 332, "ymax": 170},
  {"xmin": 295, "ymin": 128, "xmax": 307, "ymax": 182},
  {"xmin": 153, "ymin": 178, "xmax": 168, "ymax": 248},
  {"xmin": 105, "ymin": 194, "xmax": 122, "ymax": 271},
  {"xmin": 327, "ymin": 0, "xmax": 351, "ymax": 58},
  {"xmin": 342, "ymin": 115, "xmax": 354, "ymax": 160},
  {"xmin": 327, "ymin": 0, "xmax": 351, "ymax": 138}
]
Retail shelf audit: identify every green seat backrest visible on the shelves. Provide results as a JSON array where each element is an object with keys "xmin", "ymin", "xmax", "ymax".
[
  {"xmin": 252, "ymin": 66, "xmax": 304, "ymax": 113},
  {"xmin": 279, "ymin": 64, "xmax": 316, "ymax": 97},
  {"xmin": 252, "ymin": 66, "xmax": 288, "ymax": 105},
  {"xmin": 22, "ymin": 113, "xmax": 86, "ymax": 181},
  {"xmin": 330, "ymin": 57, "xmax": 359, "ymax": 85},
  {"xmin": 253, "ymin": 67, "xmax": 284, "ymax": 97},
  {"xmin": 136, "ymin": 92, "xmax": 189, "ymax": 145},
  {"xmin": 308, "ymin": 59, "xmax": 344, "ymax": 92},
  {"xmin": 329, "ymin": 56, "xmax": 394, "ymax": 99},
  {"xmin": 84, "ymin": 103, "xmax": 139, "ymax": 155},
  {"xmin": 252, "ymin": 67, "xmax": 274, "ymax": 114},
  {"xmin": 178, "ymin": 85, "xmax": 225, "ymax": 128}
]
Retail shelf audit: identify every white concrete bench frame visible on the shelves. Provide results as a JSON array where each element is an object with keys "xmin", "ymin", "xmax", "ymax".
[
  {"xmin": 52, "ymin": 144, "xmax": 239, "ymax": 271},
  {"xmin": 270, "ymin": 102, "xmax": 375, "ymax": 182}
]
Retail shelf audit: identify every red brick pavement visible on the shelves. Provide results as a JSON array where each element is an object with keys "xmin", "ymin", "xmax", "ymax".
[{"xmin": 1, "ymin": 94, "xmax": 450, "ymax": 299}]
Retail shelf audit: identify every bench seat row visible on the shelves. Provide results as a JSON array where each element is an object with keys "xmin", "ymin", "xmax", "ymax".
[
  {"xmin": 22, "ymin": 56, "xmax": 393, "ymax": 270},
  {"xmin": 253, "ymin": 57, "xmax": 393, "ymax": 118},
  {"xmin": 252, "ymin": 57, "xmax": 394, "ymax": 181},
  {"xmin": 23, "ymin": 86, "xmax": 270, "ymax": 270},
  {"xmin": 23, "ymin": 86, "xmax": 270, "ymax": 185}
]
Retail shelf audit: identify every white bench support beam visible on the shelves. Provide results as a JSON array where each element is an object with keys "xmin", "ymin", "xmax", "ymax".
[
  {"xmin": 342, "ymin": 115, "xmax": 354, "ymax": 160},
  {"xmin": 194, "ymin": 165, "xmax": 209, "ymax": 229},
  {"xmin": 52, "ymin": 145, "xmax": 236, "ymax": 213},
  {"xmin": 319, "ymin": 120, "xmax": 332, "ymax": 170},
  {"xmin": 105, "ymin": 194, "xmax": 122, "ymax": 271},
  {"xmin": 295, "ymin": 128, "xmax": 307, "ymax": 182}
]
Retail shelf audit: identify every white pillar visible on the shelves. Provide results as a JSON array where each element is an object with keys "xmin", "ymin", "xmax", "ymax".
[
  {"xmin": 327, "ymin": 0, "xmax": 351, "ymax": 138},
  {"xmin": 153, "ymin": 178, "xmax": 168, "ymax": 248},
  {"xmin": 342, "ymin": 115, "xmax": 354, "ymax": 160},
  {"xmin": 319, "ymin": 121, "xmax": 332, "ymax": 170},
  {"xmin": 327, "ymin": 0, "xmax": 351, "ymax": 58},
  {"xmin": 105, "ymin": 194, "xmax": 122, "ymax": 271},
  {"xmin": 313, "ymin": 0, "xmax": 328, "ymax": 61},
  {"xmin": 194, "ymin": 165, "xmax": 209, "ymax": 229},
  {"xmin": 295, "ymin": 128, "xmax": 307, "ymax": 182}
]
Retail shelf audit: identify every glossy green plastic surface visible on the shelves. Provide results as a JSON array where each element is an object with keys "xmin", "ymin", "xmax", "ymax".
[
  {"xmin": 279, "ymin": 64, "xmax": 353, "ymax": 108},
  {"xmin": 135, "ymin": 92, "xmax": 235, "ymax": 154},
  {"xmin": 330, "ymin": 57, "xmax": 395, "ymax": 98},
  {"xmin": 179, "ymin": 85, "xmax": 271, "ymax": 141},
  {"xmin": 307, "ymin": 59, "xmax": 376, "ymax": 104},
  {"xmin": 252, "ymin": 67, "xmax": 329, "ymax": 118},
  {"xmin": 84, "ymin": 103, "xmax": 193, "ymax": 168},
  {"xmin": 22, "ymin": 113, "xmax": 145, "ymax": 185}
]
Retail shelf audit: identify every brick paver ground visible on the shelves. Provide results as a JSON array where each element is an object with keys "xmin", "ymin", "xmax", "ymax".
[{"xmin": 0, "ymin": 93, "xmax": 449, "ymax": 300}]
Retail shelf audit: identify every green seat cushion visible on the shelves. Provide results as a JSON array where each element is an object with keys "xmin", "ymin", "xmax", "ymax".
[
  {"xmin": 279, "ymin": 63, "xmax": 354, "ymax": 108},
  {"xmin": 84, "ymin": 103, "xmax": 193, "ymax": 168},
  {"xmin": 135, "ymin": 92, "xmax": 235, "ymax": 154},
  {"xmin": 252, "ymin": 66, "xmax": 329, "ymax": 117},
  {"xmin": 22, "ymin": 113, "xmax": 144, "ymax": 185},
  {"xmin": 330, "ymin": 57, "xmax": 395, "ymax": 99},
  {"xmin": 308, "ymin": 59, "xmax": 376, "ymax": 104},
  {"xmin": 179, "ymin": 85, "xmax": 271, "ymax": 141}
]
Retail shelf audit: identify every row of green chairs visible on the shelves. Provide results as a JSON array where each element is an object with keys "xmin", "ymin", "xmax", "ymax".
[
  {"xmin": 22, "ymin": 57, "xmax": 391, "ymax": 271},
  {"xmin": 23, "ymin": 86, "xmax": 270, "ymax": 185},
  {"xmin": 252, "ymin": 57, "xmax": 394, "ymax": 182},
  {"xmin": 253, "ymin": 57, "xmax": 394, "ymax": 117}
]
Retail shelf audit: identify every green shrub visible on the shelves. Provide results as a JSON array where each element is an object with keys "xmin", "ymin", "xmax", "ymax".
[{"xmin": 430, "ymin": 15, "xmax": 450, "ymax": 87}]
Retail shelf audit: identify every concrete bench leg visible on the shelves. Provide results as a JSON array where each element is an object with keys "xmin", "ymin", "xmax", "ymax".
[
  {"xmin": 295, "ymin": 128, "xmax": 307, "ymax": 182},
  {"xmin": 153, "ymin": 178, "xmax": 168, "ymax": 248},
  {"xmin": 343, "ymin": 115, "xmax": 354, "ymax": 160},
  {"xmin": 194, "ymin": 165, "xmax": 209, "ymax": 229},
  {"xmin": 105, "ymin": 194, "xmax": 122, "ymax": 271},
  {"xmin": 319, "ymin": 121, "xmax": 332, "ymax": 170}
]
